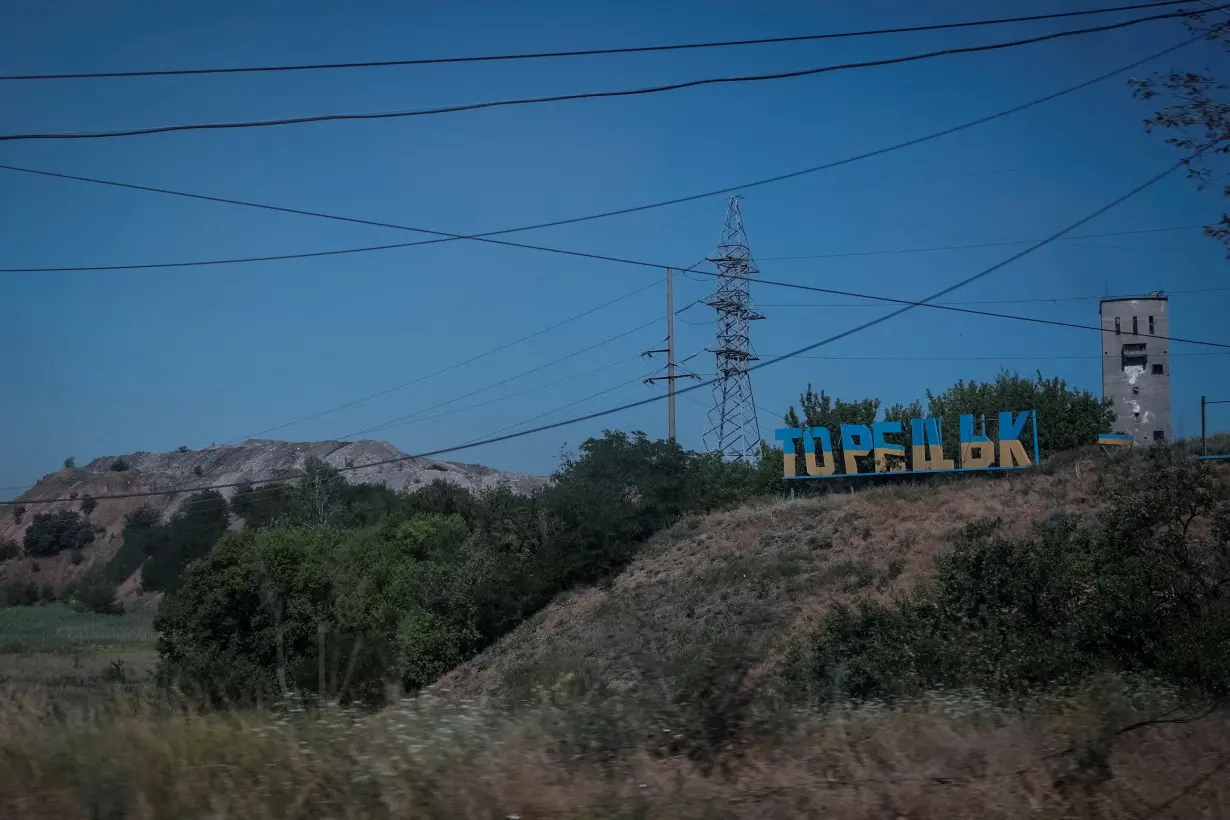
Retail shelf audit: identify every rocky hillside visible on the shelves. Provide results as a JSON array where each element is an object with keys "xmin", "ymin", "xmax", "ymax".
[{"xmin": 0, "ymin": 439, "xmax": 546, "ymax": 593}]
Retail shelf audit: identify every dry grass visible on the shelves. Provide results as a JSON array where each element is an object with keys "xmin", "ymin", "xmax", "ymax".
[
  {"xmin": 440, "ymin": 457, "xmax": 1109, "ymax": 701},
  {"xmin": 1, "ymin": 685, "xmax": 1226, "ymax": 819}
]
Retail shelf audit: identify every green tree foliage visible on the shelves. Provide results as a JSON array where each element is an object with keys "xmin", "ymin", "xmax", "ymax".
[
  {"xmin": 11, "ymin": 505, "xmax": 25, "ymax": 524},
  {"xmin": 792, "ymin": 450, "xmax": 1230, "ymax": 703},
  {"xmin": 22, "ymin": 510, "xmax": 95, "ymax": 557},
  {"xmin": 779, "ymin": 371, "xmax": 1113, "ymax": 476},
  {"xmin": 176, "ymin": 446, "xmax": 190, "ymax": 453},
  {"xmin": 0, "ymin": 539, "xmax": 19, "ymax": 561},
  {"xmin": 140, "ymin": 491, "xmax": 231, "ymax": 593},
  {"xmin": 784, "ymin": 386, "xmax": 881, "ymax": 473},
  {"xmin": 104, "ymin": 507, "xmax": 164, "ymax": 583},
  {"xmin": 230, "ymin": 481, "xmax": 294, "ymax": 529},
  {"xmin": 926, "ymin": 370, "xmax": 1114, "ymax": 460},
  {"xmin": 0, "ymin": 580, "xmax": 38, "ymax": 608},
  {"xmin": 1130, "ymin": 13, "xmax": 1230, "ymax": 254},
  {"xmin": 67, "ymin": 571, "xmax": 123, "ymax": 615},
  {"xmin": 110, "ymin": 457, "xmax": 130, "ymax": 472},
  {"xmin": 63, "ymin": 457, "xmax": 75, "ymax": 470},
  {"xmin": 155, "ymin": 431, "xmax": 780, "ymax": 706},
  {"xmin": 80, "ymin": 494, "xmax": 97, "ymax": 517}
]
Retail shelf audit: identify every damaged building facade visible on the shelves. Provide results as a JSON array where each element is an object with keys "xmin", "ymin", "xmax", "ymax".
[{"xmin": 1099, "ymin": 293, "xmax": 1171, "ymax": 443}]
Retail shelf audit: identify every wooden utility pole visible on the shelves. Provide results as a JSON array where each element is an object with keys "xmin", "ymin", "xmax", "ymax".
[{"xmin": 644, "ymin": 268, "xmax": 696, "ymax": 442}]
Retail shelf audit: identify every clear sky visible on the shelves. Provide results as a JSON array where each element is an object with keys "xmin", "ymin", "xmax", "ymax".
[{"xmin": 1, "ymin": 0, "xmax": 1227, "ymax": 496}]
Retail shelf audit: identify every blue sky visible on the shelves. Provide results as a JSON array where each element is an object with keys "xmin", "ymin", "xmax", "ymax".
[{"xmin": 1, "ymin": 0, "xmax": 1227, "ymax": 496}]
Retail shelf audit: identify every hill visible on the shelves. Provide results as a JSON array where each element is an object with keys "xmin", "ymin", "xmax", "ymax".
[
  {"xmin": 438, "ymin": 452, "xmax": 1111, "ymax": 700},
  {"xmin": 0, "ymin": 438, "xmax": 545, "ymax": 595}
]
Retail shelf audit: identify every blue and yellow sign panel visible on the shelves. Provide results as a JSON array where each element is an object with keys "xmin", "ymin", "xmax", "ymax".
[{"xmin": 775, "ymin": 411, "xmax": 1041, "ymax": 479}]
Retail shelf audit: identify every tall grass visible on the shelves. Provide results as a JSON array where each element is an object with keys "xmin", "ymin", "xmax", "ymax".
[{"xmin": 0, "ymin": 683, "xmax": 1226, "ymax": 819}]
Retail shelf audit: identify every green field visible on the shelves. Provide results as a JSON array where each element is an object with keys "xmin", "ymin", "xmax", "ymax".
[{"xmin": 0, "ymin": 603, "xmax": 157, "ymax": 690}]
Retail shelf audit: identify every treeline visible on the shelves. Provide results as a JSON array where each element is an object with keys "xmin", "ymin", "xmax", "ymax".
[
  {"xmin": 155, "ymin": 432, "xmax": 777, "ymax": 705},
  {"xmin": 779, "ymin": 369, "xmax": 1114, "ymax": 475}
]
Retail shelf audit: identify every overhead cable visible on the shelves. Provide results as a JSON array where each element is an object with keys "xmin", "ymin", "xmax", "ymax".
[
  {"xmin": 0, "ymin": 10, "xmax": 1208, "ymax": 142},
  {"xmin": 0, "ymin": 2, "xmax": 1194, "ymax": 82},
  {"xmin": 0, "ymin": 38, "xmax": 1200, "ymax": 273},
  {"xmin": 2, "ymin": 151, "xmax": 1198, "ymax": 505}
]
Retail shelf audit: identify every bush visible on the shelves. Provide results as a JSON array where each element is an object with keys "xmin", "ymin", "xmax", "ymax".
[
  {"xmin": 23, "ymin": 509, "xmax": 95, "ymax": 557},
  {"xmin": 68, "ymin": 572, "xmax": 123, "ymax": 615},
  {"xmin": 81, "ymin": 494, "xmax": 97, "ymax": 516},
  {"xmin": 155, "ymin": 431, "xmax": 786, "ymax": 707},
  {"xmin": 139, "ymin": 491, "xmax": 230, "ymax": 593},
  {"xmin": 0, "ymin": 539, "xmax": 19, "ymax": 561},
  {"xmin": 104, "ymin": 507, "xmax": 163, "ymax": 584},
  {"xmin": 791, "ymin": 449, "xmax": 1230, "ymax": 703},
  {"xmin": 0, "ymin": 580, "xmax": 38, "ymax": 608},
  {"xmin": 192, "ymin": 465, "xmax": 203, "ymax": 477},
  {"xmin": 177, "ymin": 446, "xmax": 190, "ymax": 453},
  {"xmin": 11, "ymin": 505, "xmax": 25, "ymax": 524},
  {"xmin": 110, "ymin": 458, "xmax": 130, "ymax": 472},
  {"xmin": 63, "ymin": 457, "xmax": 75, "ymax": 470}
]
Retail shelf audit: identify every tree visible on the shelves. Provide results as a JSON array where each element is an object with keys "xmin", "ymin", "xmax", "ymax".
[
  {"xmin": 288, "ymin": 457, "xmax": 347, "ymax": 526},
  {"xmin": 140, "ymin": 490, "xmax": 231, "ymax": 593},
  {"xmin": 1130, "ymin": 13, "xmax": 1230, "ymax": 254},
  {"xmin": 10, "ymin": 505, "xmax": 24, "ymax": 525},
  {"xmin": 783, "ymin": 386, "xmax": 881, "ymax": 473},
  {"xmin": 81, "ymin": 494, "xmax": 97, "ymax": 517},
  {"xmin": 63, "ymin": 457, "xmax": 76, "ymax": 470},
  {"xmin": 176, "ymin": 446, "xmax": 190, "ymax": 453},
  {"xmin": 110, "ymin": 457, "xmax": 130, "ymax": 472},
  {"xmin": 23, "ymin": 510, "xmax": 95, "ymax": 557},
  {"xmin": 0, "ymin": 539, "xmax": 19, "ymax": 561}
]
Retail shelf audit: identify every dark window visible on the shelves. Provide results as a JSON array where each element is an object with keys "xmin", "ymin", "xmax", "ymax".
[
  {"xmin": 1114, "ymin": 317, "xmax": 1121, "ymax": 334},
  {"xmin": 1152, "ymin": 364, "xmax": 1164, "ymax": 375},
  {"xmin": 1122, "ymin": 342, "xmax": 1147, "ymax": 369},
  {"xmin": 1132, "ymin": 316, "xmax": 1138, "ymax": 335},
  {"xmin": 1153, "ymin": 430, "xmax": 1165, "ymax": 441},
  {"xmin": 1149, "ymin": 316, "xmax": 1155, "ymax": 335}
]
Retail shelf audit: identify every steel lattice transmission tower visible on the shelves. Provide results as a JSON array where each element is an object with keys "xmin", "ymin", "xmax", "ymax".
[{"xmin": 703, "ymin": 196, "xmax": 764, "ymax": 462}]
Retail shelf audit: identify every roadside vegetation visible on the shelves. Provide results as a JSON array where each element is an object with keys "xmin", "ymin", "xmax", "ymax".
[{"xmin": 2, "ymin": 369, "xmax": 1227, "ymax": 816}]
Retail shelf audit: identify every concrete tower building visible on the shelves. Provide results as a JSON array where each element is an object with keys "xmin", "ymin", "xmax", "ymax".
[{"xmin": 1099, "ymin": 293, "xmax": 1171, "ymax": 444}]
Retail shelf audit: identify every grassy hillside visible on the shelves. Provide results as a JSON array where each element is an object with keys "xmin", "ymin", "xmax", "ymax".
[{"xmin": 440, "ymin": 455, "xmax": 1107, "ymax": 701}]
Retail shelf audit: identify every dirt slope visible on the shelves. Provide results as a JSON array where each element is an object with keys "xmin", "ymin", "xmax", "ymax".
[{"xmin": 439, "ymin": 457, "xmax": 1108, "ymax": 701}]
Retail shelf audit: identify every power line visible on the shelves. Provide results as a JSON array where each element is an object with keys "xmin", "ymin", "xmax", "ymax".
[
  {"xmin": 757, "ymin": 224, "xmax": 1206, "ymax": 262},
  {"xmin": 747, "ymin": 283, "xmax": 1230, "ymax": 309},
  {"xmin": 222, "ymin": 277, "xmax": 663, "ymax": 444},
  {"xmin": 758, "ymin": 351, "xmax": 1230, "ymax": 361},
  {"xmin": 332, "ymin": 317, "xmax": 665, "ymax": 441},
  {"xmin": 725, "ymin": 276, "xmax": 1230, "ymax": 350},
  {"xmin": 0, "ymin": 10, "xmax": 1206, "ymax": 143},
  {"xmin": 0, "ymin": 38, "xmax": 1199, "ymax": 274},
  {"xmin": 2, "ymin": 151, "xmax": 1195, "ymax": 506},
  {"xmin": 0, "ymin": 2, "xmax": 1194, "ymax": 82}
]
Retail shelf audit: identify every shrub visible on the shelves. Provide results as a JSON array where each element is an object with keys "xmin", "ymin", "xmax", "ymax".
[
  {"xmin": 192, "ymin": 465, "xmax": 203, "ymax": 477},
  {"xmin": 791, "ymin": 449, "xmax": 1230, "ymax": 703},
  {"xmin": 68, "ymin": 572, "xmax": 123, "ymax": 615},
  {"xmin": 38, "ymin": 584, "xmax": 56, "ymax": 604},
  {"xmin": 176, "ymin": 446, "xmax": 190, "ymax": 453},
  {"xmin": 0, "ymin": 580, "xmax": 38, "ymax": 608},
  {"xmin": 10, "ymin": 505, "xmax": 24, "ymax": 524},
  {"xmin": 156, "ymin": 431, "xmax": 786, "ymax": 707},
  {"xmin": 110, "ymin": 458, "xmax": 130, "ymax": 472},
  {"xmin": 139, "ymin": 490, "xmax": 230, "ymax": 593},
  {"xmin": 63, "ymin": 457, "xmax": 75, "ymax": 470},
  {"xmin": 81, "ymin": 494, "xmax": 97, "ymax": 516},
  {"xmin": 0, "ymin": 539, "xmax": 19, "ymax": 561},
  {"xmin": 23, "ymin": 509, "xmax": 95, "ymax": 557}
]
